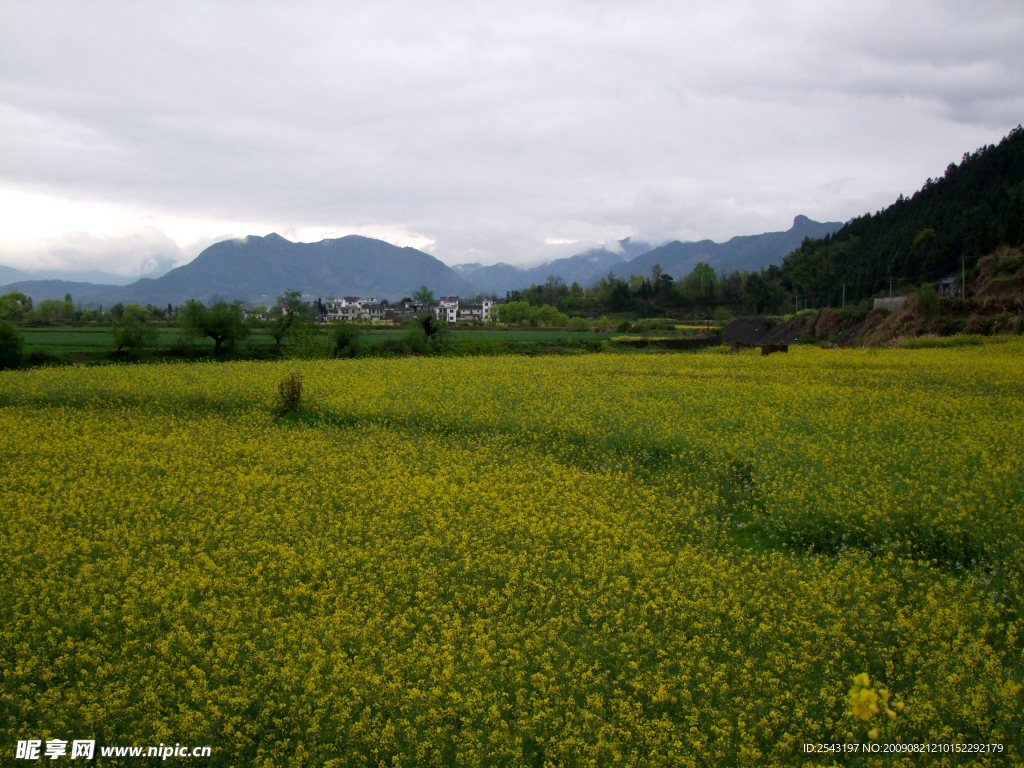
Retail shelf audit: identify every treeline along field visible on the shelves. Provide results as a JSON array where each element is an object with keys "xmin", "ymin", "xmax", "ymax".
[{"xmin": 1, "ymin": 343, "xmax": 1022, "ymax": 765}]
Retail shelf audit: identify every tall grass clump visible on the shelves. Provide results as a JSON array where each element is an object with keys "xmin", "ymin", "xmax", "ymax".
[{"xmin": 276, "ymin": 370, "xmax": 303, "ymax": 414}]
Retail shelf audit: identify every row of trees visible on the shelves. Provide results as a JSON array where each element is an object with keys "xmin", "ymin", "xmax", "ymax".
[
  {"xmin": 506, "ymin": 261, "xmax": 793, "ymax": 318},
  {"xmin": 125, "ymin": 293, "xmax": 453, "ymax": 358},
  {"xmin": 0, "ymin": 291, "xmax": 176, "ymax": 324}
]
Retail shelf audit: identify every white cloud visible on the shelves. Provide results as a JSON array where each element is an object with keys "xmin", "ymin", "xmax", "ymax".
[{"xmin": 0, "ymin": 0, "xmax": 1021, "ymax": 270}]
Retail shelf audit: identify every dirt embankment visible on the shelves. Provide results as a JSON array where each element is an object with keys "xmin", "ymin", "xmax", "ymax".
[
  {"xmin": 858, "ymin": 294, "xmax": 1024, "ymax": 346},
  {"xmin": 975, "ymin": 246, "xmax": 1024, "ymax": 300},
  {"xmin": 723, "ymin": 309, "xmax": 860, "ymax": 347},
  {"xmin": 723, "ymin": 245, "xmax": 1024, "ymax": 348},
  {"xmin": 725, "ymin": 296, "xmax": 1024, "ymax": 349}
]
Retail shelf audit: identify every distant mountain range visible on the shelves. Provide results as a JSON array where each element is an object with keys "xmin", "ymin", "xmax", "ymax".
[
  {"xmin": 0, "ymin": 234, "xmax": 475, "ymax": 306},
  {"xmin": 454, "ymin": 217, "xmax": 842, "ymax": 294},
  {"xmin": 0, "ymin": 216, "xmax": 842, "ymax": 306},
  {"xmin": 0, "ymin": 265, "xmax": 26, "ymax": 285},
  {"xmin": 453, "ymin": 238, "xmax": 654, "ymax": 295},
  {"xmin": 0, "ymin": 264, "xmax": 167, "ymax": 286},
  {"xmin": 606, "ymin": 215, "xmax": 843, "ymax": 282}
]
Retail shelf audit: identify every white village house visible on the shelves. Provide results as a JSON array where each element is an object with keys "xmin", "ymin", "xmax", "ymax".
[
  {"xmin": 323, "ymin": 295, "xmax": 498, "ymax": 324},
  {"xmin": 324, "ymin": 296, "xmax": 378, "ymax": 322},
  {"xmin": 434, "ymin": 297, "xmax": 495, "ymax": 323}
]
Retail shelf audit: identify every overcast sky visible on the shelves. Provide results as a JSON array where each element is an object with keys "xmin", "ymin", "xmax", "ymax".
[{"xmin": 1, "ymin": 0, "xmax": 1023, "ymax": 276}]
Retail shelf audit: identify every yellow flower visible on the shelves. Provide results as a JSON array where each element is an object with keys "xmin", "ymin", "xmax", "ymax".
[{"xmin": 849, "ymin": 686, "xmax": 880, "ymax": 721}]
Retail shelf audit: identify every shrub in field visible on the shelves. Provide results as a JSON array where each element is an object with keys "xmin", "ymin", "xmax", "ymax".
[
  {"xmin": 276, "ymin": 370, "xmax": 303, "ymax": 413},
  {"xmin": 566, "ymin": 315, "xmax": 590, "ymax": 330},
  {"xmin": 0, "ymin": 320, "xmax": 23, "ymax": 369}
]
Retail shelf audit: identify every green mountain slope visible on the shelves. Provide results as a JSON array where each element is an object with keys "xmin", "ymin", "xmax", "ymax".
[
  {"xmin": 122, "ymin": 233, "xmax": 474, "ymax": 304},
  {"xmin": 781, "ymin": 126, "xmax": 1024, "ymax": 304}
]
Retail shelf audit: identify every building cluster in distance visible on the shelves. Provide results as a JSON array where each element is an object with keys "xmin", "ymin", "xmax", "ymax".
[{"xmin": 323, "ymin": 296, "xmax": 498, "ymax": 324}]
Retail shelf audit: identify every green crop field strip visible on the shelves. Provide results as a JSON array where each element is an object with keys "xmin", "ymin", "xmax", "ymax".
[
  {"xmin": 17, "ymin": 325, "xmax": 618, "ymax": 354},
  {"xmin": 20, "ymin": 327, "xmax": 122, "ymax": 351},
  {"xmin": 20, "ymin": 326, "xmax": 279, "ymax": 352},
  {"xmin": 1, "ymin": 341, "xmax": 1022, "ymax": 765}
]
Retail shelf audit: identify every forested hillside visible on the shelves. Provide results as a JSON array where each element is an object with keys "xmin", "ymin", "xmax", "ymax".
[{"xmin": 782, "ymin": 126, "xmax": 1024, "ymax": 304}]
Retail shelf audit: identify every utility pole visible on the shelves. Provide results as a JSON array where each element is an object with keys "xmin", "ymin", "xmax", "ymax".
[
  {"xmin": 842, "ymin": 284, "xmax": 846, "ymax": 310},
  {"xmin": 962, "ymin": 254, "xmax": 966, "ymax": 298},
  {"xmin": 889, "ymin": 278, "xmax": 894, "ymax": 299}
]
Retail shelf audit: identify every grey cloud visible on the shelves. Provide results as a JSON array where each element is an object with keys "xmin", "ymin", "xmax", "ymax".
[
  {"xmin": 1, "ymin": 0, "xmax": 1022, "ymax": 269},
  {"xmin": 4, "ymin": 227, "xmax": 185, "ymax": 277}
]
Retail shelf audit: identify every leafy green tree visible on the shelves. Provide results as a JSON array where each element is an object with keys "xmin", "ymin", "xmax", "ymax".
[
  {"xmin": 179, "ymin": 299, "xmax": 248, "ymax": 353},
  {"xmin": 418, "ymin": 312, "xmax": 448, "ymax": 340},
  {"xmin": 0, "ymin": 320, "xmax": 23, "ymax": 369},
  {"xmin": 681, "ymin": 262, "xmax": 718, "ymax": 305},
  {"xmin": 534, "ymin": 304, "xmax": 569, "ymax": 327},
  {"xmin": 36, "ymin": 298, "xmax": 75, "ymax": 322},
  {"xmin": 267, "ymin": 290, "xmax": 309, "ymax": 353},
  {"xmin": 401, "ymin": 321, "xmax": 430, "ymax": 354},
  {"xmin": 506, "ymin": 277, "xmax": 570, "ymax": 308},
  {"xmin": 742, "ymin": 271, "xmax": 788, "ymax": 314},
  {"xmin": 0, "ymin": 292, "xmax": 31, "ymax": 321},
  {"xmin": 331, "ymin": 322, "xmax": 362, "ymax": 357},
  {"xmin": 412, "ymin": 286, "xmax": 435, "ymax": 303},
  {"xmin": 595, "ymin": 273, "xmax": 633, "ymax": 312},
  {"xmin": 112, "ymin": 304, "xmax": 158, "ymax": 352},
  {"xmin": 492, "ymin": 301, "xmax": 534, "ymax": 325}
]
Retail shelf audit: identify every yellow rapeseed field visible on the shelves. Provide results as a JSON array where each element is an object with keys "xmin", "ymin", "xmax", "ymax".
[{"xmin": 1, "ymin": 341, "xmax": 1022, "ymax": 766}]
